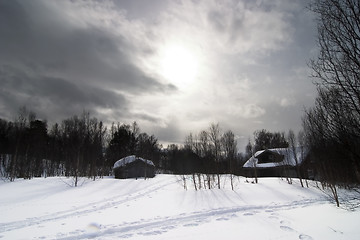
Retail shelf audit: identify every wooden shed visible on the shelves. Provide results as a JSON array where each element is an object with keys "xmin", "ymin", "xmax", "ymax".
[
  {"xmin": 113, "ymin": 155, "xmax": 155, "ymax": 179},
  {"xmin": 242, "ymin": 147, "xmax": 311, "ymax": 178}
]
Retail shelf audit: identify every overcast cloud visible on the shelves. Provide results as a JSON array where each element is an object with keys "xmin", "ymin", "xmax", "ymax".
[{"xmin": 0, "ymin": 0, "xmax": 317, "ymax": 151}]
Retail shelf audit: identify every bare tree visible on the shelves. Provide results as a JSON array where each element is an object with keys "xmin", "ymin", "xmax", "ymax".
[
  {"xmin": 298, "ymin": 130, "xmax": 309, "ymax": 187},
  {"xmin": 221, "ymin": 130, "xmax": 237, "ymax": 190},
  {"xmin": 309, "ymin": 0, "xmax": 360, "ymax": 117},
  {"xmin": 183, "ymin": 124, "xmax": 240, "ymax": 190},
  {"xmin": 209, "ymin": 123, "xmax": 221, "ymax": 189},
  {"xmin": 184, "ymin": 133, "xmax": 199, "ymax": 190},
  {"xmin": 198, "ymin": 130, "xmax": 212, "ymax": 189},
  {"xmin": 281, "ymin": 147, "xmax": 293, "ymax": 184},
  {"xmin": 288, "ymin": 130, "xmax": 304, "ymax": 187},
  {"xmin": 198, "ymin": 131, "xmax": 209, "ymax": 159},
  {"xmin": 307, "ymin": 0, "xmax": 360, "ymax": 182},
  {"xmin": 253, "ymin": 156, "xmax": 258, "ymax": 184},
  {"xmin": 303, "ymin": 0, "xmax": 360, "ymax": 206}
]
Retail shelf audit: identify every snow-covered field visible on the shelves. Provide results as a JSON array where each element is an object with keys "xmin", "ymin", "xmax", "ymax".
[{"xmin": 0, "ymin": 175, "xmax": 359, "ymax": 240}]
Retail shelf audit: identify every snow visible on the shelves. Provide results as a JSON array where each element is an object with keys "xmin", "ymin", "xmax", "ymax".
[
  {"xmin": 0, "ymin": 175, "xmax": 359, "ymax": 240},
  {"xmin": 113, "ymin": 155, "xmax": 155, "ymax": 169},
  {"xmin": 243, "ymin": 147, "xmax": 309, "ymax": 168}
]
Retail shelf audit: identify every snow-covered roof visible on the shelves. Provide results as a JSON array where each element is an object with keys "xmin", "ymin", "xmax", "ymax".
[
  {"xmin": 113, "ymin": 155, "xmax": 155, "ymax": 169},
  {"xmin": 243, "ymin": 147, "xmax": 309, "ymax": 168}
]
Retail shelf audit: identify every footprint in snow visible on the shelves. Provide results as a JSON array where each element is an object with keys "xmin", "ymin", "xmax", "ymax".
[
  {"xmin": 119, "ymin": 233, "xmax": 133, "ymax": 238},
  {"xmin": 195, "ymin": 218, "xmax": 207, "ymax": 224},
  {"xmin": 299, "ymin": 234, "xmax": 313, "ymax": 240},
  {"xmin": 161, "ymin": 225, "xmax": 176, "ymax": 230},
  {"xmin": 280, "ymin": 226, "xmax": 295, "ymax": 232},
  {"xmin": 183, "ymin": 223, "xmax": 198, "ymax": 227},
  {"xmin": 243, "ymin": 212, "xmax": 254, "ymax": 216},
  {"xmin": 280, "ymin": 220, "xmax": 291, "ymax": 225},
  {"xmin": 139, "ymin": 230, "xmax": 164, "ymax": 236},
  {"xmin": 216, "ymin": 217, "xmax": 229, "ymax": 221},
  {"xmin": 269, "ymin": 213, "xmax": 279, "ymax": 219}
]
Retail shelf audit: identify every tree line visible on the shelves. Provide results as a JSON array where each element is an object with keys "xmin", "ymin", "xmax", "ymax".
[{"xmin": 0, "ymin": 108, "xmax": 162, "ymax": 185}]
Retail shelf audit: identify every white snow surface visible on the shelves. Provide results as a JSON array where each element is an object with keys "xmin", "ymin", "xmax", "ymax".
[
  {"xmin": 113, "ymin": 155, "xmax": 155, "ymax": 169},
  {"xmin": 243, "ymin": 147, "xmax": 309, "ymax": 168},
  {"xmin": 0, "ymin": 175, "xmax": 359, "ymax": 240}
]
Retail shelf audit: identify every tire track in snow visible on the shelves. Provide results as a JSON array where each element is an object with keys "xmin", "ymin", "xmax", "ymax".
[{"xmin": 0, "ymin": 177, "xmax": 179, "ymax": 233}]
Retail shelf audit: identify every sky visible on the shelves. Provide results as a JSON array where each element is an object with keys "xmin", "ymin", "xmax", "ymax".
[{"xmin": 0, "ymin": 0, "xmax": 318, "ymax": 151}]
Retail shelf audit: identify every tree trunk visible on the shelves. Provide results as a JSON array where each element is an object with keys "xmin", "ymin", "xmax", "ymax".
[
  {"xmin": 254, "ymin": 162, "xmax": 258, "ymax": 184},
  {"xmin": 192, "ymin": 173, "xmax": 197, "ymax": 191},
  {"xmin": 329, "ymin": 183, "xmax": 339, "ymax": 207}
]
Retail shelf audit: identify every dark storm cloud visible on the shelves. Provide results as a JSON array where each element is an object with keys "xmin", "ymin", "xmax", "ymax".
[
  {"xmin": 0, "ymin": 65, "xmax": 128, "ymax": 121},
  {"xmin": 0, "ymin": 0, "xmax": 175, "ymax": 122}
]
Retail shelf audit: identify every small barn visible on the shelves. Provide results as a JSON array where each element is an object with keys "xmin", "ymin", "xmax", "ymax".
[
  {"xmin": 242, "ymin": 147, "xmax": 311, "ymax": 178},
  {"xmin": 113, "ymin": 155, "xmax": 155, "ymax": 179}
]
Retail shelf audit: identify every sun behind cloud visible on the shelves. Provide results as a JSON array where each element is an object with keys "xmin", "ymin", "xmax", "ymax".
[{"xmin": 159, "ymin": 44, "xmax": 199, "ymax": 89}]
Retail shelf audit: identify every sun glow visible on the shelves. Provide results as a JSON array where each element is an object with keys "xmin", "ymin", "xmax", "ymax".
[{"xmin": 160, "ymin": 45, "xmax": 198, "ymax": 89}]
